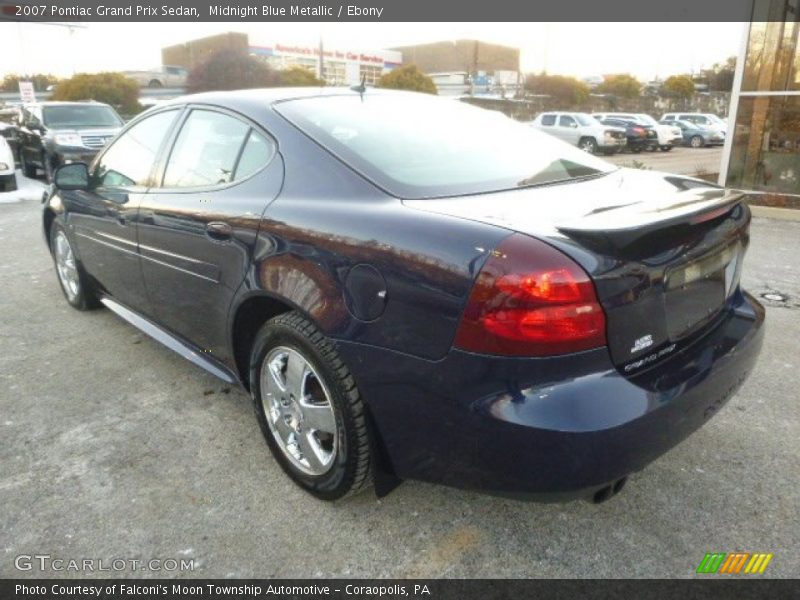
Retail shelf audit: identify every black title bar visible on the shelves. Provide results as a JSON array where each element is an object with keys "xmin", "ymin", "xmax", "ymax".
[
  {"xmin": 0, "ymin": 0, "xmax": 760, "ymax": 22},
  {"xmin": 3, "ymin": 579, "xmax": 800, "ymax": 600}
]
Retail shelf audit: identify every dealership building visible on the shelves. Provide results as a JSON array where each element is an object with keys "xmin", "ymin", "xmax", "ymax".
[
  {"xmin": 249, "ymin": 42, "xmax": 401, "ymax": 87},
  {"xmin": 722, "ymin": 0, "xmax": 800, "ymax": 200},
  {"xmin": 162, "ymin": 33, "xmax": 401, "ymax": 87},
  {"xmin": 390, "ymin": 40, "xmax": 521, "ymax": 95}
]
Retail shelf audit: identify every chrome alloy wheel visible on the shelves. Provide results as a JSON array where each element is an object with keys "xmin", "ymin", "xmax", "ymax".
[
  {"xmin": 54, "ymin": 230, "xmax": 80, "ymax": 301},
  {"xmin": 260, "ymin": 346, "xmax": 338, "ymax": 476}
]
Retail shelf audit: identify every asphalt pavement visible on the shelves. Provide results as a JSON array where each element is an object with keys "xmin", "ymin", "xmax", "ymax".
[
  {"xmin": 0, "ymin": 171, "xmax": 798, "ymax": 578},
  {"xmin": 606, "ymin": 145, "xmax": 724, "ymax": 178}
]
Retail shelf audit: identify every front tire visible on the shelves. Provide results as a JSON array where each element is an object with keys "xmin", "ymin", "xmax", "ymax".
[
  {"xmin": 49, "ymin": 221, "xmax": 100, "ymax": 310},
  {"xmin": 22, "ymin": 152, "xmax": 36, "ymax": 178},
  {"xmin": 660, "ymin": 145, "xmax": 673, "ymax": 152},
  {"xmin": 250, "ymin": 312, "xmax": 372, "ymax": 500},
  {"xmin": 42, "ymin": 152, "xmax": 56, "ymax": 183},
  {"xmin": 690, "ymin": 135, "xmax": 705, "ymax": 148},
  {"xmin": 578, "ymin": 137, "xmax": 598, "ymax": 154}
]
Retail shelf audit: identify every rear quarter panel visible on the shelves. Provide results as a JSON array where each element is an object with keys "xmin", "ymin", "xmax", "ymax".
[{"xmin": 238, "ymin": 109, "xmax": 511, "ymax": 360}]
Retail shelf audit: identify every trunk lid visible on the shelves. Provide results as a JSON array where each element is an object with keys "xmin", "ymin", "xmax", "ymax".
[{"xmin": 404, "ymin": 168, "xmax": 749, "ymax": 372}]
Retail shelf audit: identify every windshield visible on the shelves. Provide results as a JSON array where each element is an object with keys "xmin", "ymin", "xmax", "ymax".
[
  {"xmin": 707, "ymin": 114, "xmax": 725, "ymax": 124},
  {"xmin": 277, "ymin": 94, "xmax": 616, "ymax": 199},
  {"xmin": 43, "ymin": 105, "xmax": 122, "ymax": 129},
  {"xmin": 636, "ymin": 114, "xmax": 658, "ymax": 126},
  {"xmin": 573, "ymin": 114, "xmax": 595, "ymax": 126}
]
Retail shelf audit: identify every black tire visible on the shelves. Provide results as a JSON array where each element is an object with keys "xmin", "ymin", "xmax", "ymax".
[
  {"xmin": 42, "ymin": 152, "xmax": 56, "ymax": 183},
  {"xmin": 660, "ymin": 145, "xmax": 673, "ymax": 152},
  {"xmin": 690, "ymin": 135, "xmax": 704, "ymax": 148},
  {"xmin": 578, "ymin": 137, "xmax": 598, "ymax": 154},
  {"xmin": 632, "ymin": 146, "xmax": 642, "ymax": 154},
  {"xmin": 22, "ymin": 152, "xmax": 36, "ymax": 178},
  {"xmin": 250, "ymin": 312, "xmax": 372, "ymax": 500},
  {"xmin": 1, "ymin": 174, "xmax": 16, "ymax": 192},
  {"xmin": 49, "ymin": 220, "xmax": 100, "ymax": 311}
]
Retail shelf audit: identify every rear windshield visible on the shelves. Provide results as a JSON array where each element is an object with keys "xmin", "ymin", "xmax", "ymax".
[
  {"xmin": 276, "ymin": 94, "xmax": 616, "ymax": 199},
  {"xmin": 43, "ymin": 105, "xmax": 123, "ymax": 129}
]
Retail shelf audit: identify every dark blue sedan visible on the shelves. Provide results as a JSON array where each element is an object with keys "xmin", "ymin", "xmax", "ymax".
[{"xmin": 43, "ymin": 88, "xmax": 764, "ymax": 502}]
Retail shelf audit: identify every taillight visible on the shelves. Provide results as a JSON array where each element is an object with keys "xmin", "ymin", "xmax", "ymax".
[
  {"xmin": 454, "ymin": 234, "xmax": 607, "ymax": 356},
  {"xmin": 633, "ymin": 127, "xmax": 645, "ymax": 136}
]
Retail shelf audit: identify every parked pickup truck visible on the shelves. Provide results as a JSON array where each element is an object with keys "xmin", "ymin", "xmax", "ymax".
[{"xmin": 122, "ymin": 65, "xmax": 188, "ymax": 88}]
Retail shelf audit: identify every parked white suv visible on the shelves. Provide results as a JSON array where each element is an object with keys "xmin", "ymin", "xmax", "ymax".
[
  {"xmin": 0, "ymin": 136, "xmax": 16, "ymax": 192},
  {"xmin": 530, "ymin": 112, "xmax": 626, "ymax": 155},
  {"xmin": 593, "ymin": 112, "xmax": 683, "ymax": 151},
  {"xmin": 660, "ymin": 113, "xmax": 727, "ymax": 136}
]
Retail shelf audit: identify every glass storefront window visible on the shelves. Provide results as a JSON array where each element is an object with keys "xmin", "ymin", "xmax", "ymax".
[
  {"xmin": 742, "ymin": 1, "xmax": 800, "ymax": 91},
  {"xmin": 727, "ymin": 96, "xmax": 800, "ymax": 195}
]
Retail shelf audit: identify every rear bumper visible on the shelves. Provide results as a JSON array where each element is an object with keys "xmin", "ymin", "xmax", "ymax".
[{"xmin": 336, "ymin": 289, "xmax": 765, "ymax": 499}]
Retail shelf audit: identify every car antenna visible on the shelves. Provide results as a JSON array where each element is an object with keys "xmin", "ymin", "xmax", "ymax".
[{"xmin": 350, "ymin": 73, "xmax": 367, "ymax": 97}]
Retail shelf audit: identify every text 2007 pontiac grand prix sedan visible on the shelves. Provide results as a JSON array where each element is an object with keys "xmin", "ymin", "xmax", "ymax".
[{"xmin": 43, "ymin": 88, "xmax": 764, "ymax": 502}]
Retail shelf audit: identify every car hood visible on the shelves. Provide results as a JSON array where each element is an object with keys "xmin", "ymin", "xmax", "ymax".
[
  {"xmin": 403, "ymin": 168, "xmax": 739, "ymax": 238},
  {"xmin": 47, "ymin": 126, "xmax": 121, "ymax": 133}
]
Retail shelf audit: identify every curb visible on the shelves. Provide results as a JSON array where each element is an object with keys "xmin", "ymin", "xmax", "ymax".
[{"xmin": 750, "ymin": 205, "xmax": 800, "ymax": 222}]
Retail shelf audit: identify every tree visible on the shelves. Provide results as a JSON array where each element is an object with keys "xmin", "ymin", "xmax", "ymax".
[
  {"xmin": 1, "ymin": 73, "xmax": 59, "ymax": 93},
  {"xmin": 523, "ymin": 73, "xmax": 589, "ymax": 106},
  {"xmin": 51, "ymin": 72, "xmax": 140, "ymax": 115},
  {"xmin": 187, "ymin": 49, "xmax": 281, "ymax": 93},
  {"xmin": 662, "ymin": 75, "xmax": 696, "ymax": 100},
  {"xmin": 704, "ymin": 56, "xmax": 736, "ymax": 92},
  {"xmin": 377, "ymin": 64, "xmax": 437, "ymax": 94},
  {"xmin": 596, "ymin": 73, "xmax": 641, "ymax": 99},
  {"xmin": 279, "ymin": 66, "xmax": 324, "ymax": 87}
]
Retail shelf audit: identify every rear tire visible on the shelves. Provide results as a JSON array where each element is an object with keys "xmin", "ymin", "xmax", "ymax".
[
  {"xmin": 1, "ymin": 173, "xmax": 16, "ymax": 192},
  {"xmin": 250, "ymin": 311, "xmax": 372, "ymax": 500},
  {"xmin": 49, "ymin": 220, "xmax": 100, "ymax": 311},
  {"xmin": 660, "ymin": 145, "xmax": 673, "ymax": 152}
]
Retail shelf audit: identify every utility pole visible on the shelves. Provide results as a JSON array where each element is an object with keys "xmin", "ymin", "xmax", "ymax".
[{"xmin": 318, "ymin": 34, "xmax": 324, "ymax": 83}]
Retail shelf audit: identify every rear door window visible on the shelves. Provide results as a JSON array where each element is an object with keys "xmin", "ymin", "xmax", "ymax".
[
  {"xmin": 540, "ymin": 114, "xmax": 556, "ymax": 126},
  {"xmin": 163, "ymin": 110, "xmax": 252, "ymax": 188}
]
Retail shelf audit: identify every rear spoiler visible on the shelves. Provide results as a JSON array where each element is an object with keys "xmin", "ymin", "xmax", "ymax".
[{"xmin": 556, "ymin": 187, "xmax": 745, "ymax": 250}]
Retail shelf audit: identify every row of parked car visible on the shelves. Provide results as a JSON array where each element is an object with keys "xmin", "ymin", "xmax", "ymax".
[
  {"xmin": 529, "ymin": 111, "xmax": 728, "ymax": 155},
  {"xmin": 0, "ymin": 100, "xmax": 124, "ymax": 190}
]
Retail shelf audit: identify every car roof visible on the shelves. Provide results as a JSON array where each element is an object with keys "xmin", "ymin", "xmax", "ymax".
[
  {"xmin": 24, "ymin": 101, "xmax": 112, "ymax": 108},
  {"xmin": 156, "ymin": 86, "xmax": 414, "ymax": 112}
]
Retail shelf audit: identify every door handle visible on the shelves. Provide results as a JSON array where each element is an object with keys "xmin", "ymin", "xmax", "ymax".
[{"xmin": 206, "ymin": 221, "xmax": 232, "ymax": 241}]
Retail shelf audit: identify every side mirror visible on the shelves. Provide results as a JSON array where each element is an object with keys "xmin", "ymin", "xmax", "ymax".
[{"xmin": 54, "ymin": 163, "xmax": 90, "ymax": 191}]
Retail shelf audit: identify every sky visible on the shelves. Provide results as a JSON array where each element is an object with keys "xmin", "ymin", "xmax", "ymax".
[{"xmin": 0, "ymin": 22, "xmax": 746, "ymax": 80}]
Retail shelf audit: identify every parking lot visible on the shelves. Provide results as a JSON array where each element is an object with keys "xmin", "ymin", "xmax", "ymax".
[
  {"xmin": 606, "ymin": 145, "xmax": 724, "ymax": 177},
  {"xmin": 1, "ymin": 171, "xmax": 798, "ymax": 579}
]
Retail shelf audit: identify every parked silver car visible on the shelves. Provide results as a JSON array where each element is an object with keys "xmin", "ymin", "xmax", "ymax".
[
  {"xmin": 593, "ymin": 113, "xmax": 683, "ymax": 151},
  {"xmin": 530, "ymin": 112, "xmax": 626, "ymax": 155}
]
